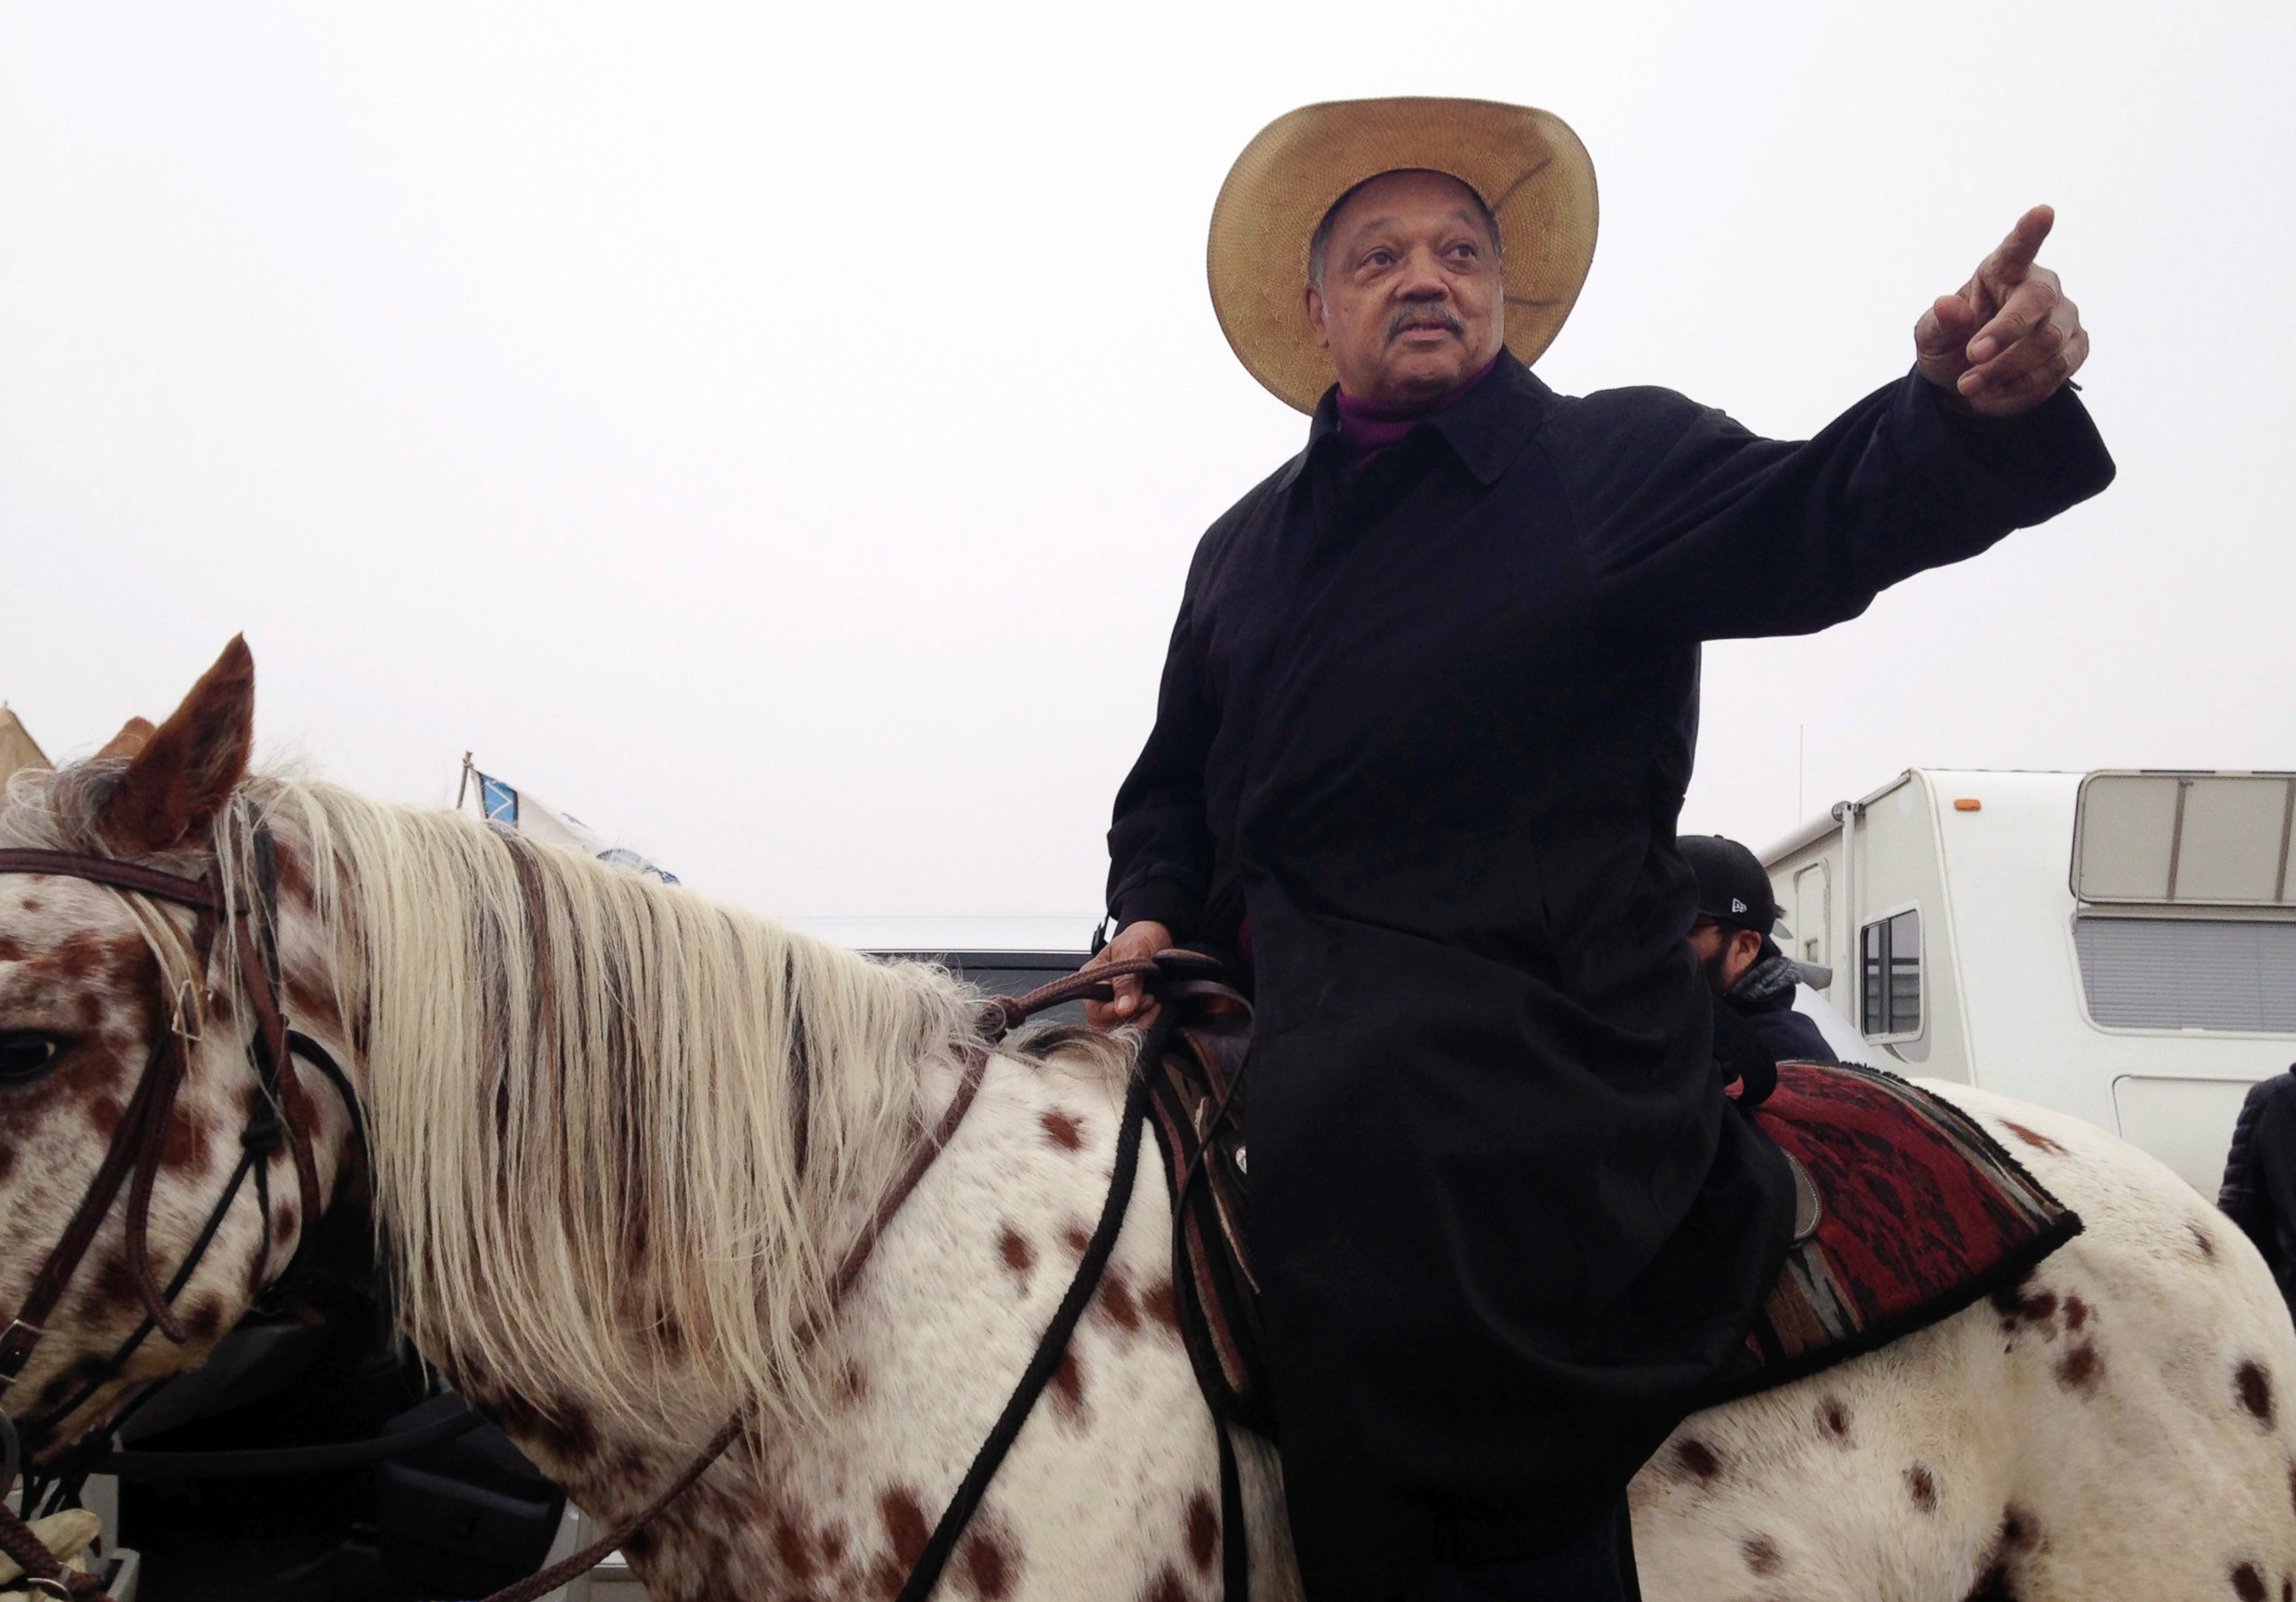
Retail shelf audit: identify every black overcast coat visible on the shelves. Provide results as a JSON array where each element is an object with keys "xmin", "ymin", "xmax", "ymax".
[{"xmin": 1105, "ymin": 354, "xmax": 2114, "ymax": 1599}]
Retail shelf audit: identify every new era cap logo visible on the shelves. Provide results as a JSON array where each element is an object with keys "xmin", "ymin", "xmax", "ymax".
[{"xmin": 1731, "ymin": 898, "xmax": 1748, "ymax": 914}]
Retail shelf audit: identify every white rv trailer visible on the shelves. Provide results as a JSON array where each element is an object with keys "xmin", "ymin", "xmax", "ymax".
[{"xmin": 1761, "ymin": 768, "xmax": 2296, "ymax": 1193}]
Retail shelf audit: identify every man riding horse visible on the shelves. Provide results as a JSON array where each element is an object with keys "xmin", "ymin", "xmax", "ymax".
[{"xmin": 1082, "ymin": 97, "xmax": 2112, "ymax": 1601}]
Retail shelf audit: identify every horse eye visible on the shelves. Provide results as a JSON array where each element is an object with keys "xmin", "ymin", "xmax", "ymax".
[{"xmin": 0, "ymin": 1032, "xmax": 61, "ymax": 1085}]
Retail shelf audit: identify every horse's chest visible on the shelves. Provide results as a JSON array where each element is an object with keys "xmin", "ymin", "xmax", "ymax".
[{"xmin": 539, "ymin": 1073, "xmax": 1278, "ymax": 1601}]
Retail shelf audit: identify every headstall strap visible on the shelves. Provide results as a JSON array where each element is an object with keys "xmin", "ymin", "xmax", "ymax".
[
  {"xmin": 0, "ymin": 852, "xmax": 220, "ymax": 914},
  {"xmin": 0, "ymin": 831, "xmax": 322, "ymax": 1398}
]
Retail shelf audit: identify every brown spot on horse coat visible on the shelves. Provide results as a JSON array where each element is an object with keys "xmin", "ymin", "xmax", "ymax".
[
  {"xmin": 2238, "ymin": 1360, "xmax": 2276, "ymax": 1425},
  {"xmin": 1142, "ymin": 1277, "xmax": 1182, "ymax": 1334},
  {"xmin": 1186, "ymin": 1490, "xmax": 1218, "ymax": 1573},
  {"xmin": 2056, "ymin": 1340, "xmax": 2102, "ymax": 1395},
  {"xmin": 879, "ymin": 1486, "xmax": 930, "ymax": 1570},
  {"xmin": 2233, "ymin": 1561, "xmax": 2269, "ymax": 1602},
  {"xmin": 1999, "ymin": 1119, "xmax": 2065, "ymax": 1155},
  {"xmin": 92, "ymin": 1248, "xmax": 143, "ymax": 1308},
  {"xmin": 1138, "ymin": 1567, "xmax": 1191, "ymax": 1602},
  {"xmin": 182, "ymin": 1297, "xmax": 229, "ymax": 1343},
  {"xmin": 773, "ymin": 1513, "xmax": 817, "ymax": 1582},
  {"xmin": 1051, "ymin": 1349, "xmax": 1087, "ymax": 1423},
  {"xmin": 158, "ymin": 1104, "xmax": 211, "ymax": 1172},
  {"xmin": 1742, "ymin": 1535, "xmax": 1782, "ymax": 1575},
  {"xmin": 84, "ymin": 1093, "xmax": 126, "ymax": 1139},
  {"xmin": 2063, "ymin": 1295, "xmax": 2088, "ymax": 1331},
  {"xmin": 273, "ymin": 1203, "xmax": 299, "ymax": 1247},
  {"xmin": 1966, "ymin": 1556, "xmax": 2014, "ymax": 1601},
  {"xmin": 957, "ymin": 1512, "xmax": 1020, "ymax": 1599},
  {"xmin": 38, "ymin": 933, "xmax": 119, "ymax": 984},
  {"xmin": 499, "ymin": 1393, "xmax": 601, "ymax": 1464},
  {"xmin": 1817, "ymin": 1396, "xmax": 1851, "ymax": 1441},
  {"xmin": 1060, "ymin": 1220, "xmax": 1093, "ymax": 1256},
  {"xmin": 1673, "ymin": 1438, "xmax": 1723, "ymax": 1483},
  {"xmin": 1966, "ymin": 1505, "xmax": 2041, "ymax": 1601},
  {"xmin": 997, "ymin": 1226, "xmax": 1035, "ymax": 1287},
  {"xmin": 1099, "ymin": 1266, "xmax": 1141, "ymax": 1333},
  {"xmin": 1042, "ymin": 1109, "xmax": 1083, "ymax": 1151},
  {"xmin": 2193, "ymin": 1221, "xmax": 2222, "ymax": 1260},
  {"xmin": 1907, "ymin": 1462, "xmax": 1938, "ymax": 1512},
  {"xmin": 1992, "ymin": 1280, "xmax": 2058, "ymax": 1333},
  {"xmin": 2000, "ymin": 1505, "xmax": 2039, "ymax": 1551}
]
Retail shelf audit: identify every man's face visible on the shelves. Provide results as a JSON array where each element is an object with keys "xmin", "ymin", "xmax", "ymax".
[
  {"xmin": 1306, "ymin": 169, "xmax": 1505, "ymax": 404},
  {"xmin": 1690, "ymin": 921, "xmax": 1765, "ymax": 993}
]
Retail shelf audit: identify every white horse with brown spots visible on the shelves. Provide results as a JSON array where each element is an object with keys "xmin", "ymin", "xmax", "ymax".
[{"xmin": 1, "ymin": 639, "xmax": 2292, "ymax": 1602}]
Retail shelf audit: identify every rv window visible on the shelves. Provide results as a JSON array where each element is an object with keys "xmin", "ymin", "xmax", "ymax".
[
  {"xmin": 1859, "ymin": 909, "xmax": 1921, "ymax": 1038},
  {"xmin": 2074, "ymin": 918, "xmax": 2296, "ymax": 1033},
  {"xmin": 2073, "ymin": 773, "xmax": 2296, "ymax": 906}
]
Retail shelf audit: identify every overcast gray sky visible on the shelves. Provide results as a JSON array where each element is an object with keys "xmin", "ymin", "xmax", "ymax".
[{"xmin": 5, "ymin": 2, "xmax": 2291, "ymax": 934}]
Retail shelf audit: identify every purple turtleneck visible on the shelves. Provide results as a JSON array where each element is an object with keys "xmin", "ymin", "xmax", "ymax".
[{"xmin": 1334, "ymin": 354, "xmax": 1502, "ymax": 458}]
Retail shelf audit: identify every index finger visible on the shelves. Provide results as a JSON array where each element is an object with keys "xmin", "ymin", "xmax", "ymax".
[{"xmin": 1983, "ymin": 204, "xmax": 2056, "ymax": 282}]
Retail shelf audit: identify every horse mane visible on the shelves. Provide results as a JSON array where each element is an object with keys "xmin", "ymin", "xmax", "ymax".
[{"xmin": 4, "ymin": 760, "xmax": 1009, "ymax": 1432}]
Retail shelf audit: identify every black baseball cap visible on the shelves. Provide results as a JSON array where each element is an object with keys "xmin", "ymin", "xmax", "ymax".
[{"xmin": 1679, "ymin": 835, "xmax": 1784, "ymax": 937}]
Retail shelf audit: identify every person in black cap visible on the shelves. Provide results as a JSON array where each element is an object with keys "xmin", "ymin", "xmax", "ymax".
[
  {"xmin": 1679, "ymin": 835, "xmax": 1839, "ymax": 1067},
  {"xmin": 2221, "ymin": 1065, "xmax": 2296, "ymax": 1313}
]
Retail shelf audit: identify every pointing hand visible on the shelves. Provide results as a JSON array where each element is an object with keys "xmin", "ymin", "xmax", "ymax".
[{"xmin": 1914, "ymin": 205, "xmax": 2089, "ymax": 418}]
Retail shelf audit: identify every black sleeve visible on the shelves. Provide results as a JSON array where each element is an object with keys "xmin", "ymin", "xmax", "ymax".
[
  {"xmin": 1105, "ymin": 549, "xmax": 1220, "ymax": 939},
  {"xmin": 1554, "ymin": 369, "xmax": 2115, "ymax": 642},
  {"xmin": 2253, "ymin": 1085, "xmax": 2296, "ymax": 1272}
]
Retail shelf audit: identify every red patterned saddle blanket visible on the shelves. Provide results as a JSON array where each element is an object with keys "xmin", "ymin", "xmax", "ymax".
[
  {"xmin": 1138, "ymin": 964, "xmax": 2082, "ymax": 1426},
  {"xmin": 1707, "ymin": 1060, "xmax": 2083, "ymax": 1403}
]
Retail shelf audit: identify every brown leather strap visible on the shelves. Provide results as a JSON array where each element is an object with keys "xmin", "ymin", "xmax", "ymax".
[
  {"xmin": 119, "ymin": 900, "xmax": 223, "ymax": 1345},
  {"xmin": 0, "ymin": 1497, "xmax": 110, "ymax": 1598},
  {"xmin": 0, "ymin": 1023, "xmax": 183, "ymax": 1386},
  {"xmin": 987, "ymin": 959, "xmax": 1163, "ymax": 1035},
  {"xmin": 834, "ymin": 1046, "xmax": 989, "ymax": 1300},
  {"xmin": 233, "ymin": 912, "xmax": 327, "ymax": 1257},
  {"xmin": 473, "ymin": 1045, "xmax": 992, "ymax": 1602},
  {"xmin": 0, "ymin": 850, "xmax": 223, "ymax": 1379},
  {"xmin": 0, "ymin": 836, "xmax": 330, "ymax": 1383},
  {"xmin": 0, "ymin": 852, "xmax": 218, "ymax": 913},
  {"xmin": 473, "ymin": 1411, "xmax": 745, "ymax": 1602}
]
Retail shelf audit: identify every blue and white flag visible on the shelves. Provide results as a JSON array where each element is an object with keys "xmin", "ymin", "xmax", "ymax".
[{"xmin": 459, "ymin": 757, "xmax": 680, "ymax": 884}]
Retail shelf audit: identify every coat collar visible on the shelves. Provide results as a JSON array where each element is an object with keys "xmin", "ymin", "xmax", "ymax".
[{"xmin": 1276, "ymin": 350, "xmax": 1555, "ymax": 494}]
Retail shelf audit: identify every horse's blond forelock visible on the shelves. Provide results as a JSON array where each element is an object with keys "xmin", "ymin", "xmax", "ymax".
[{"xmin": 229, "ymin": 776, "xmax": 982, "ymax": 1432}]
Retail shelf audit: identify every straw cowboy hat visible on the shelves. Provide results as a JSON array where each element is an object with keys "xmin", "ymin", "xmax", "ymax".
[{"xmin": 1207, "ymin": 97, "xmax": 1599, "ymax": 413}]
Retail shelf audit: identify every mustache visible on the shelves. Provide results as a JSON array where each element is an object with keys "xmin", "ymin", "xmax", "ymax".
[{"xmin": 1387, "ymin": 302, "xmax": 1464, "ymax": 343}]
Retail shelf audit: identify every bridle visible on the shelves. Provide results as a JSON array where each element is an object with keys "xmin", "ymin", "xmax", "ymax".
[
  {"xmin": 0, "ymin": 821, "xmax": 354, "ymax": 1598},
  {"xmin": 0, "ymin": 820, "xmax": 1166, "ymax": 1602},
  {"xmin": 0, "ymin": 827, "xmax": 349, "ymax": 1418}
]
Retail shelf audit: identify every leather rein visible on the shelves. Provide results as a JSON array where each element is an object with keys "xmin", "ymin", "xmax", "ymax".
[{"xmin": 0, "ymin": 829, "xmax": 1151, "ymax": 1602}]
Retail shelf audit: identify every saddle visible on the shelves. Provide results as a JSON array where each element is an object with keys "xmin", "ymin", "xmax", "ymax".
[{"xmin": 1135, "ymin": 953, "xmax": 2083, "ymax": 1427}]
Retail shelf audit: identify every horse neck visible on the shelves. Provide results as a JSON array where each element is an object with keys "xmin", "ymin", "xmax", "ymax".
[{"xmin": 255, "ymin": 777, "xmax": 973, "ymax": 1436}]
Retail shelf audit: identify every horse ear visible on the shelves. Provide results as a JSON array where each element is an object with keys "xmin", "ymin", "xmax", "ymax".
[
  {"xmin": 96, "ymin": 717, "xmax": 157, "ymax": 761},
  {"xmin": 96, "ymin": 638, "xmax": 256, "ymax": 855}
]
